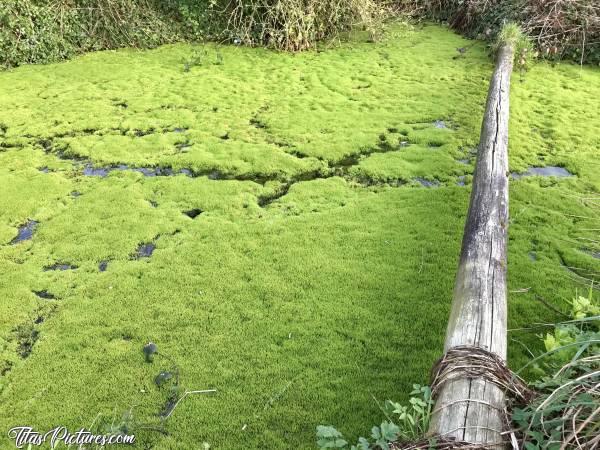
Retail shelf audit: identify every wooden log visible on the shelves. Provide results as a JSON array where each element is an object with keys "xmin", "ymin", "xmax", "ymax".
[{"xmin": 428, "ymin": 43, "xmax": 515, "ymax": 448}]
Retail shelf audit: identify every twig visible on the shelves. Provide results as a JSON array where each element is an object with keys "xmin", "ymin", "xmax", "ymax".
[{"xmin": 164, "ymin": 389, "xmax": 217, "ymax": 419}]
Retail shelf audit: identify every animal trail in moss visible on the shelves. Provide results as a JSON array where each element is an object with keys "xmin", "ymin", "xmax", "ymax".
[{"xmin": 0, "ymin": 23, "xmax": 599, "ymax": 450}]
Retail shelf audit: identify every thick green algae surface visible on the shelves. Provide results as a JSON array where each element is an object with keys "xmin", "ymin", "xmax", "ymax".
[{"xmin": 0, "ymin": 24, "xmax": 598, "ymax": 449}]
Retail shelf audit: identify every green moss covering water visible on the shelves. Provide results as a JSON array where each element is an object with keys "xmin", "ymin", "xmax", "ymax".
[{"xmin": 0, "ymin": 24, "xmax": 598, "ymax": 449}]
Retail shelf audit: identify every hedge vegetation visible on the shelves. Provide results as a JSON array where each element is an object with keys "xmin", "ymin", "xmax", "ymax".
[{"xmin": 1, "ymin": 0, "xmax": 598, "ymax": 68}]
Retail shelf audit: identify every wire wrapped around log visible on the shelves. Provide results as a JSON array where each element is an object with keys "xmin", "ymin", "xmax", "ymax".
[
  {"xmin": 391, "ymin": 436, "xmax": 492, "ymax": 450},
  {"xmin": 430, "ymin": 345, "xmax": 534, "ymax": 405}
]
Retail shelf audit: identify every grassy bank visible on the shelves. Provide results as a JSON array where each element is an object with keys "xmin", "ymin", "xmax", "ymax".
[{"xmin": 0, "ymin": 24, "xmax": 598, "ymax": 449}]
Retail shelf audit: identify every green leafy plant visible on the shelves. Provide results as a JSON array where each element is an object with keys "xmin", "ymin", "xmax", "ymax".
[
  {"xmin": 182, "ymin": 46, "xmax": 224, "ymax": 72},
  {"xmin": 316, "ymin": 384, "xmax": 433, "ymax": 449},
  {"xmin": 0, "ymin": 0, "xmax": 186, "ymax": 69},
  {"xmin": 182, "ymin": 48, "xmax": 205, "ymax": 72},
  {"xmin": 316, "ymin": 426, "xmax": 348, "ymax": 449},
  {"xmin": 385, "ymin": 384, "xmax": 433, "ymax": 441},
  {"xmin": 512, "ymin": 286, "xmax": 599, "ymax": 450}
]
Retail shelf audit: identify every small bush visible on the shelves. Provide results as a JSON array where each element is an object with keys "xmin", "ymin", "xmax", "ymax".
[
  {"xmin": 0, "ymin": 0, "xmax": 188, "ymax": 68},
  {"xmin": 222, "ymin": 0, "xmax": 387, "ymax": 51},
  {"xmin": 513, "ymin": 287, "xmax": 599, "ymax": 449},
  {"xmin": 0, "ymin": 0, "xmax": 387, "ymax": 67},
  {"xmin": 521, "ymin": 0, "xmax": 600, "ymax": 64},
  {"xmin": 406, "ymin": 0, "xmax": 600, "ymax": 64}
]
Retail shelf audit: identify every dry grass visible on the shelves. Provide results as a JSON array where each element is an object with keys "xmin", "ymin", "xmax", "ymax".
[{"xmin": 221, "ymin": 0, "xmax": 387, "ymax": 50}]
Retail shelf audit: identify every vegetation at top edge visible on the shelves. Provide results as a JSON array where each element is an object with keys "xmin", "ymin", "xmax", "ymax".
[
  {"xmin": 496, "ymin": 23, "xmax": 527, "ymax": 48},
  {"xmin": 1, "ymin": 0, "xmax": 599, "ymax": 68},
  {"xmin": 419, "ymin": 0, "xmax": 600, "ymax": 65}
]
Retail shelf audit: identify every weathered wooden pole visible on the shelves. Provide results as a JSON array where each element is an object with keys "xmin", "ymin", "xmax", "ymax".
[{"xmin": 428, "ymin": 42, "xmax": 515, "ymax": 448}]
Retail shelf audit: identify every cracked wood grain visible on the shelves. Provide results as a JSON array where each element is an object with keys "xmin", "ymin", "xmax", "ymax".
[{"xmin": 428, "ymin": 44, "xmax": 514, "ymax": 448}]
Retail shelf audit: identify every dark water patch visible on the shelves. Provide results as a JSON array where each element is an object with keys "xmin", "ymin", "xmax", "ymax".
[
  {"xmin": 135, "ymin": 242, "xmax": 156, "ymax": 259},
  {"xmin": 99, "ymin": 261, "xmax": 109, "ymax": 272},
  {"xmin": 184, "ymin": 209, "xmax": 203, "ymax": 219},
  {"xmin": 258, "ymin": 185, "xmax": 291, "ymax": 207},
  {"xmin": 293, "ymin": 169, "xmax": 330, "ymax": 183},
  {"xmin": 220, "ymin": 132, "xmax": 230, "ymax": 140},
  {"xmin": 270, "ymin": 140, "xmax": 293, "ymax": 148},
  {"xmin": 285, "ymin": 148, "xmax": 309, "ymax": 159},
  {"xmin": 56, "ymin": 150, "xmax": 86, "ymax": 162},
  {"xmin": 1, "ymin": 361, "xmax": 13, "ymax": 376},
  {"xmin": 250, "ymin": 117, "xmax": 267, "ymax": 129},
  {"xmin": 134, "ymin": 128, "xmax": 155, "ymax": 137},
  {"xmin": 33, "ymin": 290, "xmax": 56, "ymax": 300},
  {"xmin": 51, "ymin": 128, "xmax": 99, "ymax": 139},
  {"xmin": 11, "ymin": 220, "xmax": 38, "ymax": 244},
  {"xmin": 83, "ymin": 165, "xmax": 111, "ymax": 177},
  {"xmin": 581, "ymin": 248, "xmax": 600, "ymax": 259},
  {"xmin": 14, "ymin": 325, "xmax": 39, "ymax": 359},
  {"xmin": 415, "ymin": 178, "xmax": 440, "ymax": 188},
  {"xmin": 175, "ymin": 142, "xmax": 192, "ymax": 152},
  {"xmin": 44, "ymin": 263, "xmax": 78, "ymax": 271},
  {"xmin": 71, "ymin": 191, "xmax": 81, "ymax": 198},
  {"xmin": 377, "ymin": 135, "xmax": 394, "ymax": 151},
  {"xmin": 202, "ymin": 169, "xmax": 275, "ymax": 185},
  {"xmin": 132, "ymin": 167, "xmax": 170, "ymax": 177},
  {"xmin": 529, "ymin": 252, "xmax": 537, "ymax": 261},
  {"xmin": 34, "ymin": 315, "xmax": 44, "ymax": 324},
  {"xmin": 82, "ymin": 164, "xmax": 192, "ymax": 178},
  {"xmin": 331, "ymin": 138, "xmax": 408, "ymax": 176},
  {"xmin": 38, "ymin": 139, "xmax": 52, "ymax": 151},
  {"xmin": 38, "ymin": 166, "xmax": 50, "ymax": 173},
  {"xmin": 173, "ymin": 127, "xmax": 187, "ymax": 133},
  {"xmin": 332, "ymin": 154, "xmax": 361, "ymax": 171},
  {"xmin": 353, "ymin": 177, "xmax": 406, "ymax": 188},
  {"xmin": 512, "ymin": 166, "xmax": 573, "ymax": 179},
  {"xmin": 0, "ymin": 141, "xmax": 23, "ymax": 150}
]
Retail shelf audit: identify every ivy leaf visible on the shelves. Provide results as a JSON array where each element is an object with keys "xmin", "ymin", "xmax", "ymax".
[
  {"xmin": 316, "ymin": 426, "xmax": 343, "ymax": 439},
  {"xmin": 371, "ymin": 426, "xmax": 381, "ymax": 440},
  {"xmin": 379, "ymin": 421, "xmax": 400, "ymax": 441},
  {"xmin": 356, "ymin": 437, "xmax": 370, "ymax": 450}
]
